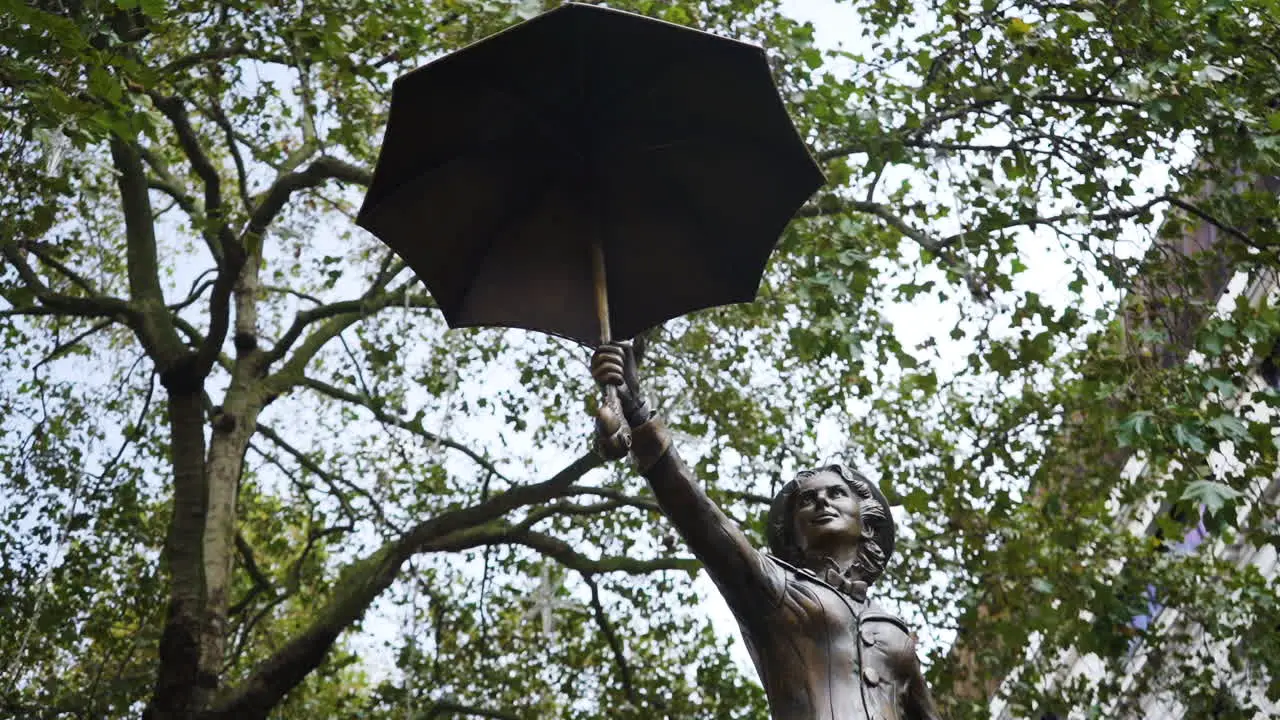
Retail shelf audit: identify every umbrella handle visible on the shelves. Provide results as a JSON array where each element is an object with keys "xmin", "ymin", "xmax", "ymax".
[
  {"xmin": 595, "ymin": 386, "xmax": 631, "ymax": 460},
  {"xmin": 592, "ymin": 237, "xmax": 632, "ymax": 461}
]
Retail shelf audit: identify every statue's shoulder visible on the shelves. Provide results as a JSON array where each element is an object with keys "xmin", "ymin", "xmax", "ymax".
[
  {"xmin": 762, "ymin": 556, "xmax": 911, "ymax": 630},
  {"xmin": 860, "ymin": 604, "xmax": 910, "ymax": 635},
  {"xmin": 762, "ymin": 553, "xmax": 826, "ymax": 586},
  {"xmin": 763, "ymin": 553, "xmax": 802, "ymax": 575}
]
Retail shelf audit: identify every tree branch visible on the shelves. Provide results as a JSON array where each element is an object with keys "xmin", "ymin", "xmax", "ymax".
[
  {"xmin": 251, "ymin": 424, "xmax": 390, "ymax": 530},
  {"xmin": 796, "ymin": 199, "xmax": 980, "ymax": 288},
  {"xmin": 243, "ymin": 156, "xmax": 371, "ymax": 249},
  {"xmin": 170, "ymin": 271, "xmax": 217, "ymax": 312},
  {"xmin": 564, "ymin": 485, "xmax": 662, "ymax": 513},
  {"xmin": 797, "ymin": 193, "xmax": 1171, "ymax": 284},
  {"xmin": 513, "ymin": 499, "xmax": 629, "ymax": 531},
  {"xmin": 814, "ymin": 90, "xmax": 1132, "ymax": 164},
  {"xmin": 263, "ymin": 286, "xmax": 432, "ymax": 368},
  {"xmin": 581, "ymin": 573, "xmax": 641, "ymax": 709},
  {"xmin": 722, "ymin": 488, "xmax": 772, "ymax": 506},
  {"xmin": 1030, "ymin": 92, "xmax": 1142, "ymax": 108},
  {"xmin": 935, "ymin": 195, "xmax": 1169, "ymax": 250},
  {"xmin": 235, "ymin": 532, "xmax": 274, "ymax": 596},
  {"xmin": 159, "ymin": 44, "xmax": 257, "ymax": 77},
  {"xmin": 147, "ymin": 93, "xmax": 245, "ymax": 379},
  {"xmin": 31, "ymin": 319, "xmax": 114, "ymax": 371},
  {"xmin": 140, "ymin": 146, "xmax": 222, "ymax": 262},
  {"xmin": 191, "ymin": 263, "xmax": 242, "ymax": 381},
  {"xmin": 229, "ymin": 532, "xmax": 274, "ymax": 617},
  {"xmin": 208, "ymin": 452, "xmax": 603, "ymax": 719},
  {"xmin": 285, "ymin": 42, "xmax": 319, "ymax": 163},
  {"xmin": 1, "ymin": 244, "xmax": 139, "ymax": 322},
  {"xmin": 25, "ymin": 243, "xmax": 101, "ymax": 296},
  {"xmin": 295, "ymin": 374, "xmax": 505, "ymax": 483},
  {"xmin": 799, "ymin": 198, "xmax": 947, "ymax": 252},
  {"xmin": 109, "ymin": 136, "xmax": 188, "ymax": 367},
  {"xmin": 420, "ymin": 520, "xmax": 699, "ymax": 575},
  {"xmin": 148, "ymin": 92, "xmax": 238, "ymax": 258},
  {"xmin": 1164, "ymin": 196, "xmax": 1265, "ymax": 250},
  {"xmin": 205, "ymin": 97, "xmax": 252, "ymax": 212}
]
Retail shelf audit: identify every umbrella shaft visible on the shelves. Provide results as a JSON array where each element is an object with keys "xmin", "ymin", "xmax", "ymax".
[
  {"xmin": 590, "ymin": 236, "xmax": 611, "ymax": 344},
  {"xmin": 589, "ymin": 234, "xmax": 630, "ymax": 459}
]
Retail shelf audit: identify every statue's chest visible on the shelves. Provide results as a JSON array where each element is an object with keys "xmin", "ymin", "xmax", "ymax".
[{"xmin": 782, "ymin": 573, "xmax": 867, "ymax": 638}]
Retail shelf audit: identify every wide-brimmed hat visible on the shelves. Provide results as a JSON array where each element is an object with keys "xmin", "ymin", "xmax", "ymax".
[{"xmin": 766, "ymin": 464, "xmax": 896, "ymax": 576}]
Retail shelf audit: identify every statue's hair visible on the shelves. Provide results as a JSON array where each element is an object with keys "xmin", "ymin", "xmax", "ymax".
[{"xmin": 769, "ymin": 464, "xmax": 892, "ymax": 586}]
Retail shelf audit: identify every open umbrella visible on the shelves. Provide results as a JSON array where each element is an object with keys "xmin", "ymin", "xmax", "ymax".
[{"xmin": 357, "ymin": 2, "xmax": 823, "ymax": 454}]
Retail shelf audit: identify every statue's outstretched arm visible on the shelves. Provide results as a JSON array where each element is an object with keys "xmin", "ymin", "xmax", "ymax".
[
  {"xmin": 592, "ymin": 343, "xmax": 783, "ymax": 616},
  {"xmin": 630, "ymin": 417, "xmax": 783, "ymax": 614},
  {"xmin": 905, "ymin": 669, "xmax": 943, "ymax": 720},
  {"xmin": 901, "ymin": 640, "xmax": 944, "ymax": 720}
]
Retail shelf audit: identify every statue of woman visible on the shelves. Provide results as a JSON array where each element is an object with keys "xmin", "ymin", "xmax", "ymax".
[{"xmin": 592, "ymin": 342, "xmax": 942, "ymax": 720}]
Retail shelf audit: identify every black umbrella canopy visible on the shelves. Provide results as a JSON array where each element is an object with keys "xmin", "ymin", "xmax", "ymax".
[{"xmin": 357, "ymin": 2, "xmax": 824, "ymax": 346}]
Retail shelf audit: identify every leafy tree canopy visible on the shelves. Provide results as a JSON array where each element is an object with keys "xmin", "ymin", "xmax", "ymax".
[{"xmin": 2, "ymin": 0, "xmax": 1278, "ymax": 718}]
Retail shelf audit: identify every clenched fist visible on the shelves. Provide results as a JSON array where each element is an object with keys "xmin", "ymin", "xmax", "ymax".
[{"xmin": 590, "ymin": 341, "xmax": 651, "ymax": 428}]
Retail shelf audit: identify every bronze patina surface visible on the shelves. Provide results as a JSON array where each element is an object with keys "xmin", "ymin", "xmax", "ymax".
[{"xmin": 593, "ymin": 343, "xmax": 943, "ymax": 720}]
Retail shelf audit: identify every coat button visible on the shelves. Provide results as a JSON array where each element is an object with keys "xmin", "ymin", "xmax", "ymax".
[
  {"xmin": 863, "ymin": 666, "xmax": 880, "ymax": 686},
  {"xmin": 860, "ymin": 628, "xmax": 875, "ymax": 646}
]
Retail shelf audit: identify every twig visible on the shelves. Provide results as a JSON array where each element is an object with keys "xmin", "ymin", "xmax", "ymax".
[{"xmin": 581, "ymin": 574, "xmax": 643, "ymax": 710}]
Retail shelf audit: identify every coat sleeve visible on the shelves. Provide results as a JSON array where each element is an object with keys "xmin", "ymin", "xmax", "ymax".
[
  {"xmin": 629, "ymin": 416, "xmax": 784, "ymax": 618},
  {"xmin": 903, "ymin": 662, "xmax": 944, "ymax": 720}
]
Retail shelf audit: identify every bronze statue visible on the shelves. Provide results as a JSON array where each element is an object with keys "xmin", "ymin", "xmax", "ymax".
[{"xmin": 592, "ymin": 343, "xmax": 943, "ymax": 720}]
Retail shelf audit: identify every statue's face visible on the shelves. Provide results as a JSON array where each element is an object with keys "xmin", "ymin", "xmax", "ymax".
[{"xmin": 791, "ymin": 470, "xmax": 862, "ymax": 551}]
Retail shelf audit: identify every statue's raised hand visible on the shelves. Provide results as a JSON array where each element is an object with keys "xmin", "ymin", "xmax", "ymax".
[{"xmin": 591, "ymin": 342, "xmax": 651, "ymax": 428}]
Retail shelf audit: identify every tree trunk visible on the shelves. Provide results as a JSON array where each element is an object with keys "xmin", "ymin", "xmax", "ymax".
[{"xmin": 148, "ymin": 383, "xmax": 212, "ymax": 718}]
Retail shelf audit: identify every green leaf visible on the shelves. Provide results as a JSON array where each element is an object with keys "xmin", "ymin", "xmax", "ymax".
[
  {"xmin": 1201, "ymin": 375, "xmax": 1238, "ymax": 399},
  {"xmin": 87, "ymin": 66, "xmax": 121, "ymax": 104},
  {"xmin": 1173, "ymin": 423, "xmax": 1207, "ymax": 454},
  {"xmin": 902, "ymin": 487, "xmax": 930, "ymax": 513},
  {"xmin": 1207, "ymin": 413, "xmax": 1249, "ymax": 443},
  {"xmin": 1115, "ymin": 411, "xmax": 1154, "ymax": 447},
  {"xmin": 1007, "ymin": 17, "xmax": 1033, "ymax": 36},
  {"xmin": 1180, "ymin": 479, "xmax": 1243, "ymax": 518}
]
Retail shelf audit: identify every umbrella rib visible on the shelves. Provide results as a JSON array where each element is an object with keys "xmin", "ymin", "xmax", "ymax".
[
  {"xmin": 608, "ymin": 161, "xmax": 737, "ymax": 342},
  {"xmin": 453, "ymin": 169, "xmax": 559, "ymax": 320},
  {"xmin": 645, "ymin": 162, "xmax": 721, "ymax": 252},
  {"xmin": 612, "ymin": 128, "xmax": 779, "ymax": 158},
  {"xmin": 588, "ymin": 37, "xmax": 762, "ymax": 137},
  {"xmin": 366, "ymin": 95, "xmax": 578, "ymax": 221},
  {"xmin": 361, "ymin": 152, "xmax": 493, "ymax": 226},
  {"xmin": 488, "ymin": 86, "xmax": 582, "ymax": 162}
]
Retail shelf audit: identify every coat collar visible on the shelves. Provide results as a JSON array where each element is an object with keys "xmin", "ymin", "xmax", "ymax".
[
  {"xmin": 766, "ymin": 554, "xmax": 868, "ymax": 602},
  {"xmin": 767, "ymin": 555, "xmax": 911, "ymax": 633}
]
